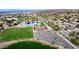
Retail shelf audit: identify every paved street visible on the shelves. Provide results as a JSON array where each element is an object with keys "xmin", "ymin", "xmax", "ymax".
[
  {"xmin": 34, "ymin": 29, "xmax": 77, "ymax": 49},
  {"xmin": 33, "ymin": 14, "xmax": 77, "ymax": 49}
]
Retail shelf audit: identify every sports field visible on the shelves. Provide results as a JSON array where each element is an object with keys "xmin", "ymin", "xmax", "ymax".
[{"xmin": 0, "ymin": 27, "xmax": 33, "ymax": 41}]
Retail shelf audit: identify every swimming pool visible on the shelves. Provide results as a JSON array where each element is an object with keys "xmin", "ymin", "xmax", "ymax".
[{"xmin": 19, "ymin": 21, "xmax": 39, "ymax": 27}]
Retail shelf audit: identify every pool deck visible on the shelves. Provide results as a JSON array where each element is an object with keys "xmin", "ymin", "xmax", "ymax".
[{"xmin": 15, "ymin": 21, "xmax": 40, "ymax": 28}]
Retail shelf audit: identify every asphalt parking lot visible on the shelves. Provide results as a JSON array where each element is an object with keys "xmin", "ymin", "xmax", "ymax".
[{"xmin": 34, "ymin": 29, "xmax": 77, "ymax": 49}]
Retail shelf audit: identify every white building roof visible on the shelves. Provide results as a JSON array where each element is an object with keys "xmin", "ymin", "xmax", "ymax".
[{"xmin": 6, "ymin": 18, "xmax": 18, "ymax": 20}]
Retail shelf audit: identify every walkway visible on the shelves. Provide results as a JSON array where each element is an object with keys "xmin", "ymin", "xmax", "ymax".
[{"xmin": 0, "ymin": 38, "xmax": 63, "ymax": 49}]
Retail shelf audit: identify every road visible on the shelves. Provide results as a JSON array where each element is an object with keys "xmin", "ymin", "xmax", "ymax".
[
  {"xmin": 33, "ymin": 14, "xmax": 77, "ymax": 49},
  {"xmin": 34, "ymin": 29, "xmax": 77, "ymax": 49}
]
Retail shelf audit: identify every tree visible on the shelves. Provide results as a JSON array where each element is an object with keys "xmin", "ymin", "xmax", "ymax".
[{"xmin": 76, "ymin": 24, "xmax": 79, "ymax": 28}]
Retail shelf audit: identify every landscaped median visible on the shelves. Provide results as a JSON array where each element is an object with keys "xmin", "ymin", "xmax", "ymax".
[{"xmin": 0, "ymin": 27, "xmax": 33, "ymax": 41}]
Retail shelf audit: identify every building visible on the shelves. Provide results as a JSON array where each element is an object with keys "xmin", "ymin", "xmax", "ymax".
[
  {"xmin": 0, "ymin": 20, "xmax": 4, "ymax": 32},
  {"xmin": 5, "ymin": 18, "xmax": 19, "ymax": 26}
]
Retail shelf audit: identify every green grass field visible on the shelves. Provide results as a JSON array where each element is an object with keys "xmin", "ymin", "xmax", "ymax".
[
  {"xmin": 3, "ymin": 41, "xmax": 57, "ymax": 49},
  {"xmin": 0, "ymin": 27, "xmax": 33, "ymax": 41}
]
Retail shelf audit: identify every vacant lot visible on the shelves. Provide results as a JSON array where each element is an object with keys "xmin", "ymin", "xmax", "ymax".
[{"xmin": 0, "ymin": 27, "xmax": 33, "ymax": 41}]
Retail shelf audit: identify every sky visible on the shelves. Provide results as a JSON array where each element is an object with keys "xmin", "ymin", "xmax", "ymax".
[{"xmin": 0, "ymin": 0, "xmax": 78, "ymax": 9}]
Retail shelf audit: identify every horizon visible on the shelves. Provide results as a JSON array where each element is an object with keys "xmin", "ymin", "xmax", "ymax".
[{"xmin": 0, "ymin": 9, "xmax": 79, "ymax": 13}]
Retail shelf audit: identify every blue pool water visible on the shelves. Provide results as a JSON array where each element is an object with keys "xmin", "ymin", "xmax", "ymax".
[{"xmin": 20, "ymin": 21, "xmax": 38, "ymax": 27}]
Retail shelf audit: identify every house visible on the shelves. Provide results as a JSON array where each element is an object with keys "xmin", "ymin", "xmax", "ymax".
[
  {"xmin": 5, "ymin": 18, "xmax": 20, "ymax": 26},
  {"xmin": 0, "ymin": 21, "xmax": 4, "ymax": 32}
]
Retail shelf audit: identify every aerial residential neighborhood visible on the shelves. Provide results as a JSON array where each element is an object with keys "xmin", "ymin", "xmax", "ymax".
[{"xmin": 0, "ymin": 9, "xmax": 79, "ymax": 49}]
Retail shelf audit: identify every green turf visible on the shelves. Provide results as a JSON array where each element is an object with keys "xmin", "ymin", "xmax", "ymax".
[
  {"xmin": 19, "ymin": 17, "xmax": 30, "ymax": 21},
  {"xmin": 0, "ymin": 27, "xmax": 33, "ymax": 41},
  {"xmin": 70, "ymin": 38, "xmax": 79, "ymax": 45},
  {"xmin": 42, "ymin": 15, "xmax": 48, "ymax": 19},
  {"xmin": 3, "ymin": 41, "xmax": 57, "ymax": 49},
  {"xmin": 46, "ymin": 22, "xmax": 60, "ymax": 31}
]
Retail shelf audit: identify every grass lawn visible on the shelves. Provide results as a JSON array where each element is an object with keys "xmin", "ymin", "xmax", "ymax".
[
  {"xmin": 0, "ymin": 27, "xmax": 33, "ymax": 41},
  {"xmin": 19, "ymin": 17, "xmax": 29, "ymax": 21},
  {"xmin": 68, "ymin": 32, "xmax": 79, "ymax": 46},
  {"xmin": 42, "ymin": 15, "xmax": 48, "ymax": 19},
  {"xmin": 46, "ymin": 22, "xmax": 60, "ymax": 31},
  {"xmin": 70, "ymin": 38, "xmax": 79, "ymax": 45},
  {"xmin": 3, "ymin": 41, "xmax": 57, "ymax": 49}
]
